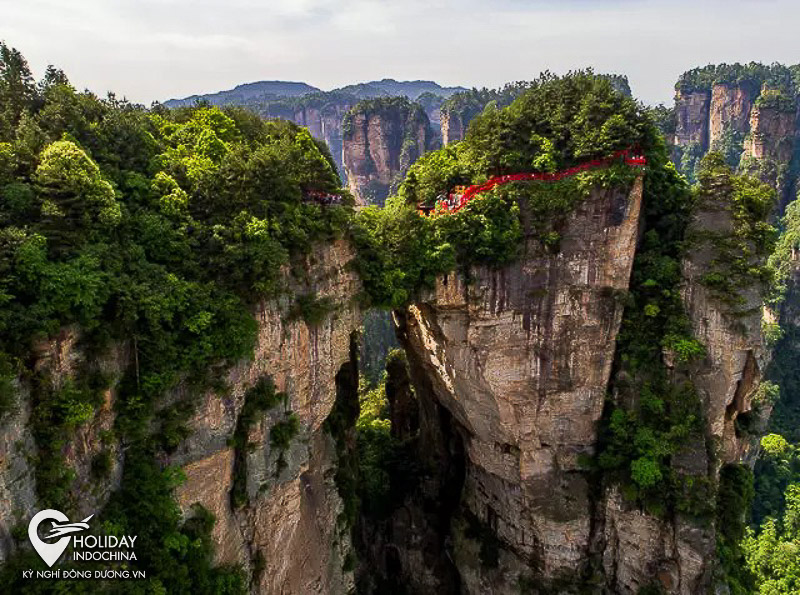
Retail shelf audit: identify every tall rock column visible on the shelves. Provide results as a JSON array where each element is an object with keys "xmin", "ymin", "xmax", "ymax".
[
  {"xmin": 398, "ymin": 178, "xmax": 644, "ymax": 592},
  {"xmin": 170, "ymin": 238, "xmax": 363, "ymax": 595},
  {"xmin": 709, "ymin": 83, "xmax": 752, "ymax": 148},
  {"xmin": 440, "ymin": 109, "xmax": 465, "ymax": 146},
  {"xmin": 674, "ymin": 89, "xmax": 711, "ymax": 152},
  {"xmin": 343, "ymin": 98, "xmax": 433, "ymax": 206}
]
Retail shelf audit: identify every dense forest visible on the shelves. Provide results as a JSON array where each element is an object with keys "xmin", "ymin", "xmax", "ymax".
[{"xmin": 0, "ymin": 41, "xmax": 799, "ymax": 593}]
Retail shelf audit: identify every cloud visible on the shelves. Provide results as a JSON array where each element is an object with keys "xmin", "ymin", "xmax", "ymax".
[{"xmin": 1, "ymin": 0, "xmax": 798, "ymax": 106}]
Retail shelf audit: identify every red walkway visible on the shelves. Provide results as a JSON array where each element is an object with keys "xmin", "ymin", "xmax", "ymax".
[{"xmin": 423, "ymin": 148, "xmax": 646, "ymax": 215}]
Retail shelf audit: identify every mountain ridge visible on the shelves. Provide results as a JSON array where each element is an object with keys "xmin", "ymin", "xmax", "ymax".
[{"xmin": 164, "ymin": 78, "xmax": 468, "ymax": 108}]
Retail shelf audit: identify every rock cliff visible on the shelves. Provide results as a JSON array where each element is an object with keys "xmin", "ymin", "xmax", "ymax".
[
  {"xmin": 709, "ymin": 83, "xmax": 752, "ymax": 147},
  {"xmin": 674, "ymin": 89, "xmax": 711, "ymax": 152},
  {"xmin": 170, "ymin": 238, "xmax": 362, "ymax": 594},
  {"xmin": 343, "ymin": 98, "xmax": 435, "ymax": 206},
  {"xmin": 440, "ymin": 109, "xmax": 465, "ymax": 146},
  {"xmin": 396, "ymin": 178, "xmax": 645, "ymax": 592},
  {"xmin": 291, "ymin": 100, "xmax": 354, "ymax": 179},
  {"xmin": 672, "ymin": 70, "xmax": 799, "ymax": 203},
  {"xmin": 372, "ymin": 168, "xmax": 770, "ymax": 594},
  {"xmin": 0, "ymin": 239, "xmax": 364, "ymax": 594}
]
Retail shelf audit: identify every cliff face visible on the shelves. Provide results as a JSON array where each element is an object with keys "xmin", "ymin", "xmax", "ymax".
[
  {"xmin": 343, "ymin": 99, "xmax": 434, "ymax": 206},
  {"xmin": 440, "ymin": 109, "xmax": 465, "ymax": 146},
  {"xmin": 709, "ymin": 83, "xmax": 752, "ymax": 147},
  {"xmin": 673, "ymin": 78, "xmax": 799, "ymax": 203},
  {"xmin": 0, "ymin": 239, "xmax": 363, "ymax": 595},
  {"xmin": 292, "ymin": 102, "xmax": 353, "ymax": 179},
  {"xmin": 170, "ymin": 238, "xmax": 362, "ymax": 594},
  {"xmin": 743, "ymin": 103, "xmax": 796, "ymax": 165},
  {"xmin": 674, "ymin": 90, "xmax": 711, "ymax": 152},
  {"xmin": 395, "ymin": 180, "xmax": 646, "ymax": 591},
  {"xmin": 386, "ymin": 175, "xmax": 766, "ymax": 594}
]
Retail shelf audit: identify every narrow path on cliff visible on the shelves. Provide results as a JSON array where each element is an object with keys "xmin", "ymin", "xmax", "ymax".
[{"xmin": 422, "ymin": 148, "xmax": 646, "ymax": 215}]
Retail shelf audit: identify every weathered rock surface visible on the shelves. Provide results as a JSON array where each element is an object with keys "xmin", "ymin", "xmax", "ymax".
[
  {"xmin": 743, "ymin": 104, "xmax": 796, "ymax": 165},
  {"xmin": 171, "ymin": 237, "xmax": 362, "ymax": 594},
  {"xmin": 674, "ymin": 90, "xmax": 711, "ymax": 151},
  {"xmin": 440, "ymin": 109, "xmax": 465, "ymax": 146},
  {"xmin": 343, "ymin": 101, "xmax": 433, "ymax": 205},
  {"xmin": 709, "ymin": 83, "xmax": 752, "ymax": 147},
  {"xmin": 0, "ymin": 238, "xmax": 363, "ymax": 595},
  {"xmin": 0, "ymin": 380, "xmax": 35, "ymax": 563},
  {"xmin": 397, "ymin": 178, "xmax": 645, "ymax": 592}
]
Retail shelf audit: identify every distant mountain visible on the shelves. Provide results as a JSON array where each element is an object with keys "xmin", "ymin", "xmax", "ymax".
[
  {"xmin": 164, "ymin": 80, "xmax": 321, "ymax": 108},
  {"xmin": 332, "ymin": 79, "xmax": 467, "ymax": 100},
  {"xmin": 163, "ymin": 78, "xmax": 466, "ymax": 108}
]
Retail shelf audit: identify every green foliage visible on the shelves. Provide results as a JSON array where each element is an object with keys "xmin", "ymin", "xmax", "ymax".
[
  {"xmin": 768, "ymin": 187, "xmax": 800, "ymax": 304},
  {"xmin": 457, "ymin": 72, "xmax": 652, "ymax": 175},
  {"xmin": 31, "ymin": 372, "xmax": 108, "ymax": 510},
  {"xmin": 647, "ymin": 104, "xmax": 676, "ymax": 139},
  {"xmin": 676, "ymin": 62, "xmax": 799, "ymax": 96},
  {"xmin": 716, "ymin": 464, "xmax": 756, "ymax": 594},
  {"xmin": 101, "ymin": 453, "xmax": 247, "ymax": 594},
  {"xmin": 288, "ymin": 293, "xmax": 337, "ymax": 326},
  {"xmin": 692, "ymin": 153, "xmax": 777, "ymax": 311},
  {"xmin": 355, "ymin": 350, "xmax": 421, "ymax": 521},
  {"xmin": 595, "ymin": 130, "xmax": 716, "ymax": 517},
  {"xmin": 439, "ymin": 82, "xmax": 533, "ymax": 133},
  {"xmin": 754, "ymin": 89, "xmax": 796, "ymax": 113},
  {"xmin": 354, "ymin": 72, "xmax": 652, "ymax": 309},
  {"xmin": 675, "ymin": 141, "xmax": 706, "ymax": 184},
  {"xmin": 753, "ymin": 433, "xmax": 800, "ymax": 528},
  {"xmin": 744, "ymin": 483, "xmax": 800, "ymax": 594},
  {"xmin": 269, "ymin": 413, "xmax": 299, "ymax": 451},
  {"xmin": 0, "ymin": 44, "xmax": 351, "ymax": 586},
  {"xmin": 351, "ymin": 197, "xmax": 455, "ymax": 308},
  {"xmin": 711, "ymin": 127, "xmax": 745, "ymax": 170}
]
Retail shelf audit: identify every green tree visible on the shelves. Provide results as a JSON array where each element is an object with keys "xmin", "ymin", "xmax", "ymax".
[{"xmin": 744, "ymin": 484, "xmax": 800, "ymax": 594}]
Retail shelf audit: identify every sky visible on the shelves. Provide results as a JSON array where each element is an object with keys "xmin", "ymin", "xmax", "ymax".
[{"xmin": 1, "ymin": 0, "xmax": 798, "ymax": 106}]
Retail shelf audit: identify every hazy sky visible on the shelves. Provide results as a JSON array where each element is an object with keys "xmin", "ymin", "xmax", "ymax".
[{"xmin": 2, "ymin": 0, "xmax": 798, "ymax": 106}]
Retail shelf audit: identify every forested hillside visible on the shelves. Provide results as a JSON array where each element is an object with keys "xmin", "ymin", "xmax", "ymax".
[{"xmin": 0, "ymin": 41, "xmax": 352, "ymax": 593}]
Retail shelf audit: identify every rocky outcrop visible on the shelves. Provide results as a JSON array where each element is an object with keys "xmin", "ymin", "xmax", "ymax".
[
  {"xmin": 672, "ymin": 76, "xmax": 799, "ymax": 204},
  {"xmin": 709, "ymin": 83, "xmax": 752, "ymax": 147},
  {"xmin": 343, "ymin": 98, "xmax": 434, "ymax": 206},
  {"xmin": 385, "ymin": 171, "xmax": 771, "ymax": 594},
  {"xmin": 396, "ymin": 178, "xmax": 646, "ymax": 592},
  {"xmin": 674, "ymin": 89, "xmax": 711, "ymax": 151},
  {"xmin": 170, "ymin": 237, "xmax": 362, "ymax": 594},
  {"xmin": 682, "ymin": 195, "xmax": 767, "ymax": 464},
  {"xmin": 598, "ymin": 184, "xmax": 771, "ymax": 595},
  {"xmin": 292, "ymin": 101, "xmax": 354, "ymax": 179},
  {"xmin": 440, "ymin": 109, "xmax": 465, "ymax": 146},
  {"xmin": 743, "ymin": 103, "xmax": 796, "ymax": 165}
]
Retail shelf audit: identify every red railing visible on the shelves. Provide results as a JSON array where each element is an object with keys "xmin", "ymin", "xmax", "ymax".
[{"xmin": 422, "ymin": 148, "xmax": 646, "ymax": 216}]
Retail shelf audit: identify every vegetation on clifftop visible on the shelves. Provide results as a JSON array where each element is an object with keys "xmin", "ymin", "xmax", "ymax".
[
  {"xmin": 353, "ymin": 71, "xmax": 656, "ymax": 309},
  {"xmin": 0, "ymin": 42, "xmax": 351, "ymax": 592}
]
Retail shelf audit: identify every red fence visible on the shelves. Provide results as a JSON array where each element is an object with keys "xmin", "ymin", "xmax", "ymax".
[{"xmin": 425, "ymin": 148, "xmax": 646, "ymax": 215}]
